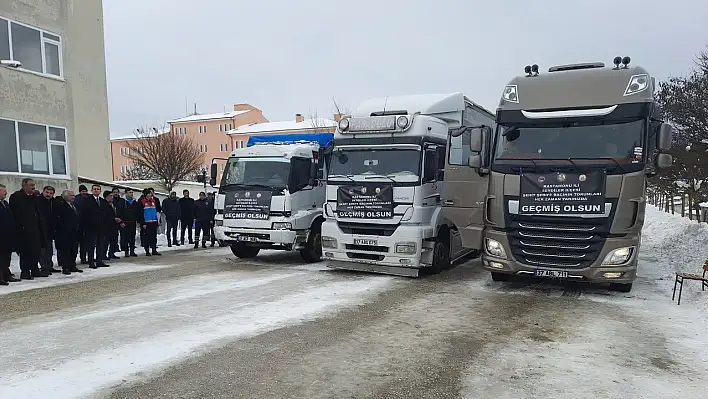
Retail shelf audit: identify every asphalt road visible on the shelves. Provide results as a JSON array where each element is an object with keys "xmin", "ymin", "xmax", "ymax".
[{"xmin": 1, "ymin": 247, "xmax": 705, "ymax": 399}]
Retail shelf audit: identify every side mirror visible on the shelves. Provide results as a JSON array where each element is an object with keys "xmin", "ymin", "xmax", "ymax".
[
  {"xmin": 656, "ymin": 153, "xmax": 672, "ymax": 169},
  {"xmin": 469, "ymin": 126, "xmax": 489, "ymax": 152},
  {"xmin": 209, "ymin": 164, "xmax": 218, "ymax": 187},
  {"xmin": 657, "ymin": 123, "xmax": 672, "ymax": 151},
  {"xmin": 468, "ymin": 154, "xmax": 482, "ymax": 168}
]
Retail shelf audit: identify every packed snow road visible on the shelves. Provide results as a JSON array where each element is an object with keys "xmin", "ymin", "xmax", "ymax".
[{"xmin": 1, "ymin": 206, "xmax": 707, "ymax": 399}]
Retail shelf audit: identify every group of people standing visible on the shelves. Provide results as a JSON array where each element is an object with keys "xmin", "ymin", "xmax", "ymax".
[{"xmin": 0, "ymin": 178, "xmax": 217, "ymax": 286}]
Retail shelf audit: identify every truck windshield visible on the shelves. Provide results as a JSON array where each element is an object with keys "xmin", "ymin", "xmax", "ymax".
[
  {"xmin": 221, "ymin": 157, "xmax": 289, "ymax": 189},
  {"xmin": 329, "ymin": 148, "xmax": 420, "ymax": 180},
  {"xmin": 494, "ymin": 119, "xmax": 644, "ymax": 163}
]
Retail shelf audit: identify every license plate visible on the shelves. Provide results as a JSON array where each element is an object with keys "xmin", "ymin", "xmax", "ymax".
[
  {"xmin": 533, "ymin": 269, "xmax": 568, "ymax": 278},
  {"xmin": 354, "ymin": 238, "xmax": 377, "ymax": 246},
  {"xmin": 235, "ymin": 236, "xmax": 258, "ymax": 242}
]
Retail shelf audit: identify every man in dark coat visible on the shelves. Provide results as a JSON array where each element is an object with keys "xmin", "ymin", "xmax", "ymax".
[
  {"xmin": 179, "ymin": 189, "xmax": 195, "ymax": 245},
  {"xmin": 193, "ymin": 192, "xmax": 213, "ymax": 249},
  {"xmin": 0, "ymin": 184, "xmax": 20, "ymax": 285},
  {"xmin": 111, "ymin": 187, "xmax": 124, "ymax": 254},
  {"xmin": 74, "ymin": 184, "xmax": 90, "ymax": 264},
  {"xmin": 38, "ymin": 185, "xmax": 60, "ymax": 275},
  {"xmin": 54, "ymin": 190, "xmax": 83, "ymax": 274},
  {"xmin": 207, "ymin": 192, "xmax": 217, "ymax": 247},
  {"xmin": 77, "ymin": 184, "xmax": 109, "ymax": 269},
  {"xmin": 102, "ymin": 191, "xmax": 121, "ymax": 260},
  {"xmin": 9, "ymin": 178, "xmax": 48, "ymax": 279},
  {"xmin": 162, "ymin": 191, "xmax": 181, "ymax": 247},
  {"xmin": 117, "ymin": 188, "xmax": 140, "ymax": 257}
]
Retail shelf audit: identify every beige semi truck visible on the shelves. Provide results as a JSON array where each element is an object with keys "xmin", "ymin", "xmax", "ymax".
[{"xmin": 442, "ymin": 57, "xmax": 673, "ymax": 292}]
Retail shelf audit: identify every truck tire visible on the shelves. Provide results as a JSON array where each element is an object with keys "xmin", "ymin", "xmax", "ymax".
[
  {"xmin": 609, "ymin": 282, "xmax": 633, "ymax": 293},
  {"xmin": 491, "ymin": 272, "xmax": 510, "ymax": 282},
  {"xmin": 300, "ymin": 223, "xmax": 322, "ymax": 263},
  {"xmin": 230, "ymin": 243, "xmax": 260, "ymax": 258},
  {"xmin": 428, "ymin": 230, "xmax": 450, "ymax": 275}
]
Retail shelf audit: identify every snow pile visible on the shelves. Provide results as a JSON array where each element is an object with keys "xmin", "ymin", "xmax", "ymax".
[{"xmin": 641, "ymin": 205, "xmax": 708, "ymax": 307}]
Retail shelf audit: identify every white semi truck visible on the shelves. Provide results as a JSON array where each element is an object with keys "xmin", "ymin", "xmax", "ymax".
[
  {"xmin": 321, "ymin": 93, "xmax": 494, "ymax": 277},
  {"xmin": 210, "ymin": 133, "xmax": 333, "ymax": 262}
]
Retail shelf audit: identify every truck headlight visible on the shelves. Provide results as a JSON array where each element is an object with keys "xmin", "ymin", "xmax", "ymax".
[
  {"xmin": 271, "ymin": 222, "xmax": 292, "ymax": 230},
  {"xmin": 602, "ymin": 247, "xmax": 633, "ymax": 265},
  {"xmin": 502, "ymin": 85, "xmax": 519, "ymax": 103},
  {"xmin": 395, "ymin": 241, "xmax": 417, "ymax": 254},
  {"xmin": 215, "ymin": 220, "xmax": 223, "ymax": 227},
  {"xmin": 485, "ymin": 238, "xmax": 507, "ymax": 259},
  {"xmin": 322, "ymin": 236, "xmax": 337, "ymax": 248}
]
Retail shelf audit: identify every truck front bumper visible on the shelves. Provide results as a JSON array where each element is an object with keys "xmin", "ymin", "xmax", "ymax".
[
  {"xmin": 482, "ymin": 230, "xmax": 638, "ymax": 284},
  {"xmin": 215, "ymin": 226, "xmax": 307, "ymax": 251},
  {"xmin": 320, "ymin": 221, "xmax": 435, "ymax": 277}
]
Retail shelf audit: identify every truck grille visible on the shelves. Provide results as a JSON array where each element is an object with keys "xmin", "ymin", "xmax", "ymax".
[
  {"xmin": 508, "ymin": 219, "xmax": 607, "ymax": 269},
  {"xmin": 337, "ymin": 222, "xmax": 398, "ymax": 237}
]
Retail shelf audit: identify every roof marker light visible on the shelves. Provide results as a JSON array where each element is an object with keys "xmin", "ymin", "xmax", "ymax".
[
  {"xmin": 613, "ymin": 56, "xmax": 622, "ymax": 69},
  {"xmin": 338, "ymin": 118, "xmax": 349, "ymax": 131},
  {"xmin": 621, "ymin": 56, "xmax": 631, "ymax": 69},
  {"xmin": 396, "ymin": 116, "xmax": 409, "ymax": 128},
  {"xmin": 524, "ymin": 65, "xmax": 532, "ymax": 77},
  {"xmin": 624, "ymin": 74, "xmax": 649, "ymax": 96},
  {"xmin": 503, "ymin": 85, "xmax": 519, "ymax": 103},
  {"xmin": 531, "ymin": 64, "xmax": 539, "ymax": 76}
]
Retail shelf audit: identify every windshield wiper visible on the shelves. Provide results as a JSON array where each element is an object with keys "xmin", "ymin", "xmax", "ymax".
[
  {"xmin": 364, "ymin": 174, "xmax": 397, "ymax": 183},
  {"xmin": 328, "ymin": 174, "xmax": 356, "ymax": 182}
]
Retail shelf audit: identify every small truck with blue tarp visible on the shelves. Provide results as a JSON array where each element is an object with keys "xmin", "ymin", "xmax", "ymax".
[{"xmin": 211, "ymin": 132, "xmax": 333, "ymax": 262}]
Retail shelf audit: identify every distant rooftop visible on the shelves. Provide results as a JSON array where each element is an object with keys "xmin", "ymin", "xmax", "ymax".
[
  {"xmin": 168, "ymin": 110, "xmax": 251, "ymax": 124},
  {"xmin": 228, "ymin": 117, "xmax": 336, "ymax": 135},
  {"xmin": 110, "ymin": 126, "xmax": 170, "ymax": 141}
]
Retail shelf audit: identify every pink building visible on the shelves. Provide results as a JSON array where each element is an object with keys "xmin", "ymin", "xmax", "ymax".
[
  {"xmin": 227, "ymin": 113, "xmax": 339, "ymax": 150},
  {"xmin": 109, "ymin": 103, "xmax": 267, "ymax": 181}
]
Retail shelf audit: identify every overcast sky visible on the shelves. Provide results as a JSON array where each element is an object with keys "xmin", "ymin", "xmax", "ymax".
[{"xmin": 103, "ymin": 0, "xmax": 708, "ymax": 137}]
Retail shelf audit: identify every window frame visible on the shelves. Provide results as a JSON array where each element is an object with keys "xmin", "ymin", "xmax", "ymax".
[
  {"xmin": 0, "ymin": 16, "xmax": 64, "ymax": 80},
  {"xmin": 0, "ymin": 116, "xmax": 70, "ymax": 178}
]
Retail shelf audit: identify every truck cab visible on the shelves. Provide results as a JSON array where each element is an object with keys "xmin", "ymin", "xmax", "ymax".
[
  {"xmin": 444, "ymin": 58, "xmax": 673, "ymax": 292},
  {"xmin": 321, "ymin": 93, "xmax": 494, "ymax": 277},
  {"xmin": 211, "ymin": 133, "xmax": 333, "ymax": 262}
]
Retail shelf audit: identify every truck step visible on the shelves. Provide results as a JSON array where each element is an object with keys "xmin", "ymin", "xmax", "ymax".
[{"xmin": 326, "ymin": 262, "xmax": 420, "ymax": 278}]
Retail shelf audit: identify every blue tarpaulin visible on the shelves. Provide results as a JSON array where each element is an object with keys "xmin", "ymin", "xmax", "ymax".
[{"xmin": 247, "ymin": 133, "xmax": 334, "ymax": 148}]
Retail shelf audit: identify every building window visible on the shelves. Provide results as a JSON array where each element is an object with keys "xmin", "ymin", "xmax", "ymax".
[
  {"xmin": 0, "ymin": 117, "xmax": 69, "ymax": 176},
  {"xmin": 240, "ymin": 140, "xmax": 244, "ymax": 148},
  {"xmin": 0, "ymin": 17, "xmax": 63, "ymax": 78},
  {"xmin": 228, "ymin": 123, "xmax": 232, "ymax": 130},
  {"xmin": 204, "ymin": 144, "xmax": 207, "ymax": 152},
  {"xmin": 204, "ymin": 125, "xmax": 207, "ymax": 133},
  {"xmin": 219, "ymin": 124, "xmax": 222, "ymax": 132},
  {"xmin": 199, "ymin": 126, "xmax": 202, "ymax": 134}
]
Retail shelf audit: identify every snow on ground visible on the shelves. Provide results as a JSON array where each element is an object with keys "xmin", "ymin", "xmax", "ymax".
[
  {"xmin": 462, "ymin": 204, "xmax": 708, "ymax": 399},
  {"xmin": 0, "ymin": 269, "xmax": 395, "ymax": 399},
  {"xmin": 2, "ymin": 234, "xmax": 197, "ymax": 296}
]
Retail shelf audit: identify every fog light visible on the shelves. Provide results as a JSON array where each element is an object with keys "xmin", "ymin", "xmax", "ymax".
[
  {"xmin": 324, "ymin": 252, "xmax": 334, "ymax": 258},
  {"xmin": 399, "ymin": 259, "xmax": 411, "ymax": 264},
  {"xmin": 603, "ymin": 272, "xmax": 623, "ymax": 279},
  {"xmin": 271, "ymin": 222, "xmax": 292, "ymax": 230},
  {"xmin": 602, "ymin": 247, "xmax": 633, "ymax": 265},
  {"xmin": 489, "ymin": 261, "xmax": 505, "ymax": 269},
  {"xmin": 485, "ymin": 238, "xmax": 507, "ymax": 259},
  {"xmin": 395, "ymin": 242, "xmax": 417, "ymax": 254},
  {"xmin": 321, "ymin": 236, "xmax": 337, "ymax": 248}
]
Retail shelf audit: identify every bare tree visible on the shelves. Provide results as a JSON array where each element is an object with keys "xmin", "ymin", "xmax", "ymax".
[
  {"xmin": 120, "ymin": 161, "xmax": 157, "ymax": 180},
  {"xmin": 123, "ymin": 125, "xmax": 204, "ymax": 191},
  {"xmin": 307, "ymin": 110, "xmax": 335, "ymax": 134},
  {"xmin": 696, "ymin": 44, "xmax": 708, "ymax": 73},
  {"xmin": 332, "ymin": 97, "xmax": 351, "ymax": 119}
]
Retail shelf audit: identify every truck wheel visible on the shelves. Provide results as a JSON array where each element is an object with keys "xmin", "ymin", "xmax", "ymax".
[
  {"xmin": 428, "ymin": 232, "xmax": 450, "ymax": 275},
  {"xmin": 230, "ymin": 243, "xmax": 260, "ymax": 258},
  {"xmin": 300, "ymin": 224, "xmax": 322, "ymax": 263},
  {"xmin": 491, "ymin": 272, "xmax": 510, "ymax": 282},
  {"xmin": 609, "ymin": 282, "xmax": 633, "ymax": 293}
]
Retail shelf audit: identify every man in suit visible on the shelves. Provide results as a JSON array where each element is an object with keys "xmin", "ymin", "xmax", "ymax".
[
  {"xmin": 9, "ymin": 178, "xmax": 48, "ymax": 279},
  {"xmin": 77, "ymin": 184, "xmax": 109, "ymax": 269},
  {"xmin": 0, "ymin": 184, "xmax": 20, "ymax": 285},
  {"xmin": 117, "ymin": 188, "xmax": 139, "ymax": 257},
  {"xmin": 38, "ymin": 185, "xmax": 60, "ymax": 275},
  {"xmin": 74, "ymin": 184, "xmax": 90, "ymax": 264},
  {"xmin": 54, "ymin": 190, "xmax": 83, "ymax": 274}
]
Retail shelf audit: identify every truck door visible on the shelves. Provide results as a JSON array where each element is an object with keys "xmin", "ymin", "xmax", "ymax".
[{"xmin": 441, "ymin": 128, "xmax": 489, "ymax": 251}]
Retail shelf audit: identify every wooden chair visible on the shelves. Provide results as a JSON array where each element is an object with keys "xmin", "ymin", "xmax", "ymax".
[{"xmin": 672, "ymin": 259, "xmax": 708, "ymax": 305}]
